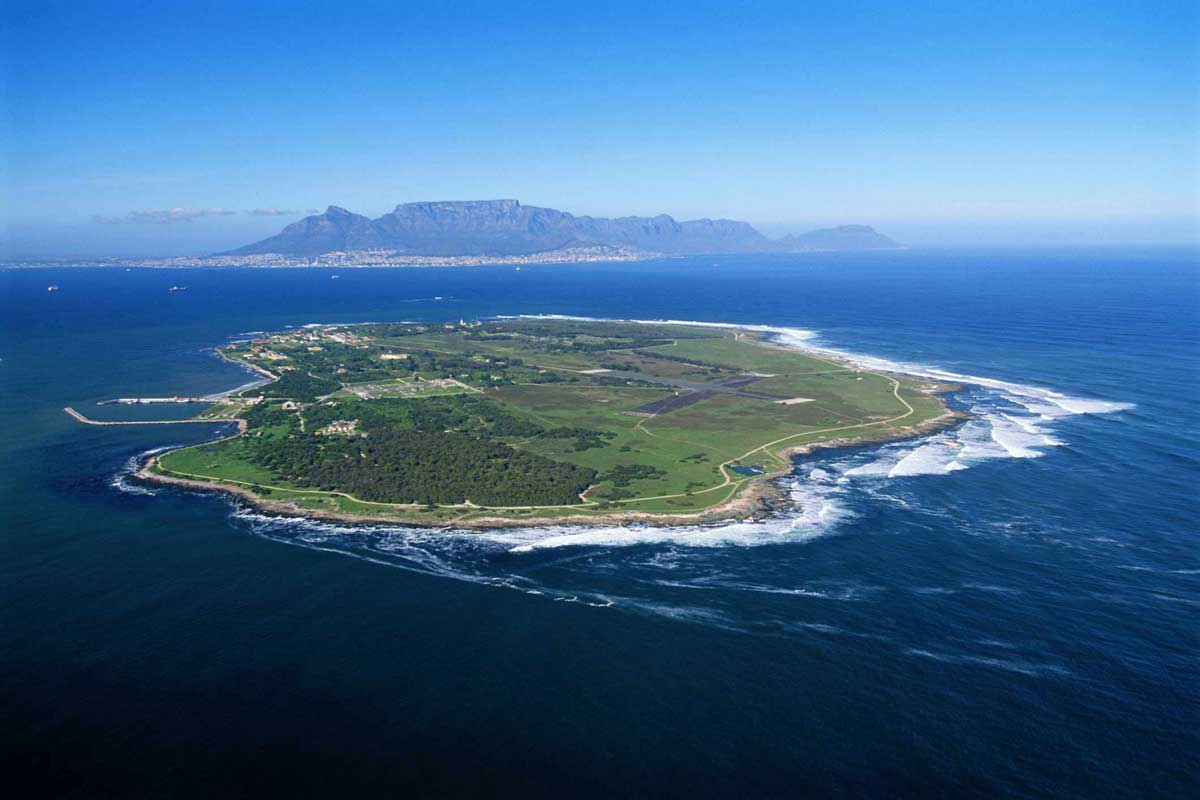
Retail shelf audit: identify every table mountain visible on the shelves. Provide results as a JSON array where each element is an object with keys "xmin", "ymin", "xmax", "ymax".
[{"xmin": 223, "ymin": 200, "xmax": 897, "ymax": 257}]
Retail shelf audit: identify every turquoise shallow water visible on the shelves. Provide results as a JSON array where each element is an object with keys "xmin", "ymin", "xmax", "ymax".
[{"xmin": 2, "ymin": 248, "xmax": 1198, "ymax": 797}]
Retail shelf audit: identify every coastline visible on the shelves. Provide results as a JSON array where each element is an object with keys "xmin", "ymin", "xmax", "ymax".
[
  {"xmin": 213, "ymin": 348, "xmax": 278, "ymax": 384},
  {"xmin": 133, "ymin": 390, "xmax": 966, "ymax": 530},
  {"xmin": 2, "ymin": 245, "xmax": 656, "ymax": 271}
]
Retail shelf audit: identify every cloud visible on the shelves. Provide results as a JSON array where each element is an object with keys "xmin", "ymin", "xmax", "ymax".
[
  {"xmin": 246, "ymin": 208, "xmax": 300, "ymax": 217},
  {"xmin": 92, "ymin": 208, "xmax": 236, "ymax": 224}
]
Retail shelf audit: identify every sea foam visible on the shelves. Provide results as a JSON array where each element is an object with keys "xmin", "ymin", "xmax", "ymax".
[{"xmin": 111, "ymin": 444, "xmax": 181, "ymax": 496}]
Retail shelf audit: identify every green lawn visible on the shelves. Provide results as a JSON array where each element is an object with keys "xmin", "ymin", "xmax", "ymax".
[
  {"xmin": 641, "ymin": 334, "xmax": 833, "ymax": 374},
  {"xmin": 158, "ymin": 437, "xmax": 292, "ymax": 488}
]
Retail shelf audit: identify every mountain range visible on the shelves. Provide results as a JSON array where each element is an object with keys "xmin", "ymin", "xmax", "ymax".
[{"xmin": 224, "ymin": 200, "xmax": 899, "ymax": 257}]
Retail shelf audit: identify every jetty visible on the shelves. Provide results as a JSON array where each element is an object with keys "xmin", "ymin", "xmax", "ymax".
[
  {"xmin": 97, "ymin": 397, "xmax": 212, "ymax": 406},
  {"xmin": 64, "ymin": 407, "xmax": 246, "ymax": 431}
]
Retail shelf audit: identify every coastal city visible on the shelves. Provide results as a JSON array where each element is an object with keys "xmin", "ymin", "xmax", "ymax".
[{"xmin": 3, "ymin": 245, "xmax": 652, "ymax": 270}]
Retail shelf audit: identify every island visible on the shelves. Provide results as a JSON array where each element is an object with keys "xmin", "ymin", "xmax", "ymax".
[{"xmin": 126, "ymin": 319, "xmax": 959, "ymax": 527}]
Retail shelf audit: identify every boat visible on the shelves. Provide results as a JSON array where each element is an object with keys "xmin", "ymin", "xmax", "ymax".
[
  {"xmin": 331, "ymin": 274, "xmax": 340, "ymax": 279},
  {"xmin": 47, "ymin": 285, "xmax": 60, "ymax": 292},
  {"xmin": 168, "ymin": 286, "xmax": 188, "ymax": 292}
]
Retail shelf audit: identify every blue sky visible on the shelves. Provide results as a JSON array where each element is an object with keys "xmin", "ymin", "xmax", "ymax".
[{"xmin": 2, "ymin": 0, "xmax": 1197, "ymax": 256}]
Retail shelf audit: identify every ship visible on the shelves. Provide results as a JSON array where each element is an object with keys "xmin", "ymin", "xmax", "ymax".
[
  {"xmin": 168, "ymin": 285, "xmax": 188, "ymax": 292},
  {"xmin": 47, "ymin": 285, "xmax": 60, "ymax": 292}
]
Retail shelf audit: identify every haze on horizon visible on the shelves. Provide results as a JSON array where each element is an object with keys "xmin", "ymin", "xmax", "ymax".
[{"xmin": 2, "ymin": 0, "xmax": 1197, "ymax": 258}]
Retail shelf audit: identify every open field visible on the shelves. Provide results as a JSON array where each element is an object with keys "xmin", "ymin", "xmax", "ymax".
[{"xmin": 135, "ymin": 319, "xmax": 959, "ymax": 525}]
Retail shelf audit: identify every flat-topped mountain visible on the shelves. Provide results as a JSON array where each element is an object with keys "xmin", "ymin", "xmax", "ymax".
[{"xmin": 223, "ymin": 200, "xmax": 898, "ymax": 257}]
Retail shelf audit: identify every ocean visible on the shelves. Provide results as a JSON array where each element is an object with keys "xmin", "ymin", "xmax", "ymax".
[{"xmin": 2, "ymin": 248, "xmax": 1197, "ymax": 797}]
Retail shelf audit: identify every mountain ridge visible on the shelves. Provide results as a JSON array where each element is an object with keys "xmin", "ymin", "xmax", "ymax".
[{"xmin": 223, "ymin": 200, "xmax": 899, "ymax": 257}]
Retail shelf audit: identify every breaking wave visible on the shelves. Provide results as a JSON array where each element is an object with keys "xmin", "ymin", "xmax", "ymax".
[
  {"xmin": 480, "ymin": 470, "xmax": 850, "ymax": 553},
  {"xmin": 110, "ymin": 444, "xmax": 181, "ymax": 496}
]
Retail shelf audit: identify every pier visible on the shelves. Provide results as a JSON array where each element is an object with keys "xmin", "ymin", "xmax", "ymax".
[
  {"xmin": 96, "ymin": 397, "xmax": 213, "ymax": 406},
  {"xmin": 64, "ymin": 407, "xmax": 246, "ymax": 431}
]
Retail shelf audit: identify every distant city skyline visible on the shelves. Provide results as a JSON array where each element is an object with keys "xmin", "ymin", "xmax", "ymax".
[{"xmin": 3, "ymin": 0, "xmax": 1197, "ymax": 257}]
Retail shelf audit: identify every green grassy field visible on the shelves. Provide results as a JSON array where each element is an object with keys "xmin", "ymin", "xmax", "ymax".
[
  {"xmin": 158, "ymin": 437, "xmax": 294, "ymax": 487},
  {"xmin": 154, "ymin": 319, "xmax": 953, "ymax": 522}
]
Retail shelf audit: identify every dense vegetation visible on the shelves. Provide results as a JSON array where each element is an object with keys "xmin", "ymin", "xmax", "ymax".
[
  {"xmin": 600, "ymin": 464, "xmax": 668, "ymax": 486},
  {"xmin": 302, "ymin": 395, "xmax": 543, "ymax": 438},
  {"xmin": 230, "ymin": 395, "xmax": 609, "ymax": 505},
  {"xmin": 241, "ymin": 400, "xmax": 301, "ymax": 430},
  {"xmin": 541, "ymin": 427, "xmax": 616, "ymax": 451},
  {"xmin": 250, "ymin": 371, "xmax": 338, "ymax": 402},
  {"xmin": 244, "ymin": 430, "xmax": 594, "ymax": 505}
]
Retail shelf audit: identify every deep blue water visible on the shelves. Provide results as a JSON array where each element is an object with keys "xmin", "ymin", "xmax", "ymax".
[{"xmin": 3, "ymin": 249, "xmax": 1198, "ymax": 798}]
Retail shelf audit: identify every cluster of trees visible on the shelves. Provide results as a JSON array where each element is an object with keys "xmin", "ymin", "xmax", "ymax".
[
  {"xmin": 288, "ymin": 345, "xmax": 489, "ymax": 384},
  {"xmin": 541, "ymin": 427, "xmax": 615, "ymax": 451},
  {"xmin": 301, "ymin": 396, "xmax": 544, "ymax": 438},
  {"xmin": 599, "ymin": 464, "xmax": 667, "ymax": 486},
  {"xmin": 592, "ymin": 464, "xmax": 668, "ymax": 501},
  {"xmin": 251, "ymin": 371, "xmax": 338, "ymax": 402},
  {"xmin": 237, "ymin": 334, "xmax": 539, "ymax": 388},
  {"xmin": 640, "ymin": 350, "xmax": 728, "ymax": 373},
  {"xmin": 230, "ymin": 395, "xmax": 631, "ymax": 506},
  {"xmin": 274, "ymin": 343, "xmax": 391, "ymax": 382},
  {"xmin": 241, "ymin": 401, "xmax": 301, "ymax": 431},
  {"xmin": 244, "ymin": 429, "xmax": 595, "ymax": 506},
  {"xmin": 463, "ymin": 331, "xmax": 515, "ymax": 341}
]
